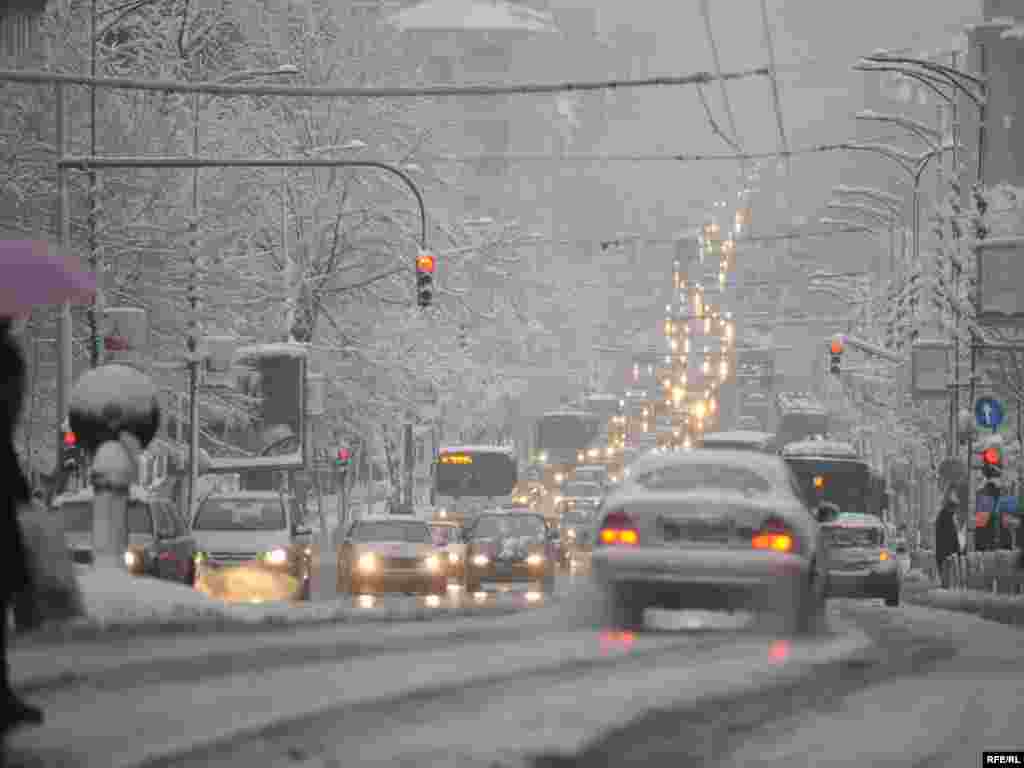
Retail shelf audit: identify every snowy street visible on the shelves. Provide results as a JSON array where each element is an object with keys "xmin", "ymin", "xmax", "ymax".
[{"xmin": 10, "ymin": 584, "xmax": 1018, "ymax": 768}]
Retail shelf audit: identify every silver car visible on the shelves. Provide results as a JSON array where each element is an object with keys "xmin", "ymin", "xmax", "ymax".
[
  {"xmin": 822, "ymin": 514, "xmax": 900, "ymax": 606},
  {"xmin": 589, "ymin": 450, "xmax": 829, "ymax": 634}
]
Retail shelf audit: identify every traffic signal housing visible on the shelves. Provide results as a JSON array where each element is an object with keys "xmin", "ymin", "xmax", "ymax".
[
  {"xmin": 416, "ymin": 252, "xmax": 435, "ymax": 308},
  {"xmin": 829, "ymin": 337, "xmax": 844, "ymax": 375},
  {"xmin": 981, "ymin": 446, "xmax": 1003, "ymax": 481},
  {"xmin": 335, "ymin": 446, "xmax": 351, "ymax": 469}
]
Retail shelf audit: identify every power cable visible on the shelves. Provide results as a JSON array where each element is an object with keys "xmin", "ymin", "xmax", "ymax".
[
  {"xmin": 698, "ymin": 0, "xmax": 744, "ymax": 154},
  {"xmin": 758, "ymin": 0, "xmax": 790, "ymax": 159},
  {"xmin": 421, "ymin": 133, "xmax": 920, "ymax": 165}
]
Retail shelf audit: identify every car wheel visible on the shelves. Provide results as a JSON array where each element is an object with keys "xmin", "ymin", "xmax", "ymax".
[{"xmin": 602, "ymin": 583, "xmax": 646, "ymax": 630}]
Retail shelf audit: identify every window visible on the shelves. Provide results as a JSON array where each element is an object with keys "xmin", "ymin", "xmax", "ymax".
[
  {"xmin": 634, "ymin": 463, "xmax": 775, "ymax": 495},
  {"xmin": 353, "ymin": 521, "xmax": 431, "ymax": 543},
  {"xmin": 472, "ymin": 515, "xmax": 546, "ymax": 541},
  {"xmin": 193, "ymin": 499, "xmax": 287, "ymax": 531},
  {"xmin": 823, "ymin": 526, "xmax": 882, "ymax": 548}
]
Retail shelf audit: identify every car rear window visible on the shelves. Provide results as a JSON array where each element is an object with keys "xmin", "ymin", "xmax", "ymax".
[
  {"xmin": 823, "ymin": 526, "xmax": 882, "ymax": 548},
  {"xmin": 472, "ymin": 515, "xmax": 546, "ymax": 540},
  {"xmin": 354, "ymin": 522, "xmax": 432, "ymax": 543},
  {"xmin": 632, "ymin": 463, "xmax": 775, "ymax": 495}
]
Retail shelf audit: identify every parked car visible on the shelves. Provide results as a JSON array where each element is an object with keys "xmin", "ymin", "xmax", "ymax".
[
  {"xmin": 590, "ymin": 449, "xmax": 829, "ymax": 633},
  {"xmin": 429, "ymin": 520, "xmax": 466, "ymax": 583},
  {"xmin": 823, "ymin": 513, "xmax": 901, "ymax": 606},
  {"xmin": 191, "ymin": 491, "xmax": 313, "ymax": 601},
  {"xmin": 54, "ymin": 485, "xmax": 197, "ymax": 586},
  {"xmin": 462, "ymin": 511, "xmax": 558, "ymax": 595},
  {"xmin": 339, "ymin": 518, "xmax": 447, "ymax": 596}
]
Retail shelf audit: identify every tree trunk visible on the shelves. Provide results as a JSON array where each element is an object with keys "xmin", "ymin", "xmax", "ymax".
[{"xmin": 382, "ymin": 429, "xmax": 402, "ymax": 510}]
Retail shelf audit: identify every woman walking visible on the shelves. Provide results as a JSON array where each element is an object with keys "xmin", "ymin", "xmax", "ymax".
[{"xmin": 0, "ymin": 240, "xmax": 95, "ymax": 733}]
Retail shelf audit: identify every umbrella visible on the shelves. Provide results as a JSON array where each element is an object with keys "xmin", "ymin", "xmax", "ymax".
[{"xmin": 0, "ymin": 240, "xmax": 96, "ymax": 317}]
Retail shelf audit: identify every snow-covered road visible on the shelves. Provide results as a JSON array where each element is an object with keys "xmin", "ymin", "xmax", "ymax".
[
  {"xmin": 8, "ymin": 584, "xmax": 1017, "ymax": 768},
  {"xmin": 4, "ymin": 581, "xmax": 868, "ymax": 768}
]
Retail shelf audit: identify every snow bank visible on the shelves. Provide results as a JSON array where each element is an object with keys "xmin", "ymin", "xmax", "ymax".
[
  {"xmin": 904, "ymin": 586, "xmax": 1024, "ymax": 627},
  {"xmin": 13, "ymin": 567, "xmax": 530, "ymax": 646}
]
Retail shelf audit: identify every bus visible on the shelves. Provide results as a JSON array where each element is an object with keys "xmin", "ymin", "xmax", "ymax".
[
  {"xmin": 433, "ymin": 445, "xmax": 518, "ymax": 526},
  {"xmin": 536, "ymin": 409, "xmax": 600, "ymax": 466},
  {"xmin": 781, "ymin": 439, "xmax": 880, "ymax": 521},
  {"xmin": 775, "ymin": 392, "xmax": 829, "ymax": 450}
]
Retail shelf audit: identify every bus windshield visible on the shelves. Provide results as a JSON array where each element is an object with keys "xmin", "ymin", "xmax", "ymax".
[{"xmin": 435, "ymin": 449, "xmax": 517, "ymax": 498}]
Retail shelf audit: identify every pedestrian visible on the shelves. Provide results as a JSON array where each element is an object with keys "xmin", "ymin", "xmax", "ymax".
[
  {"xmin": 0, "ymin": 318, "xmax": 43, "ymax": 731},
  {"xmin": 934, "ymin": 486, "xmax": 963, "ymax": 588},
  {"xmin": 0, "ymin": 240, "xmax": 96, "ymax": 733}
]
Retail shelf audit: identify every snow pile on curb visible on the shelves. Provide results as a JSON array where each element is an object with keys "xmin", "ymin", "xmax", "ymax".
[
  {"xmin": 14, "ymin": 568, "xmax": 530, "ymax": 646},
  {"xmin": 904, "ymin": 586, "xmax": 1024, "ymax": 627}
]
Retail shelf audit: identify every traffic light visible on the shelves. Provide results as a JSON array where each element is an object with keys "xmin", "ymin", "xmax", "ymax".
[
  {"xmin": 829, "ymin": 337, "xmax": 844, "ymax": 375},
  {"xmin": 416, "ymin": 252, "xmax": 435, "ymax": 308},
  {"xmin": 61, "ymin": 430, "xmax": 80, "ymax": 474},
  {"xmin": 981, "ymin": 446, "xmax": 1002, "ymax": 480},
  {"xmin": 335, "ymin": 446, "xmax": 351, "ymax": 469}
]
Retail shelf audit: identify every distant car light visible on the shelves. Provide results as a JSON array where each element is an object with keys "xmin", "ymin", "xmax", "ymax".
[
  {"xmin": 423, "ymin": 554, "xmax": 441, "ymax": 572},
  {"xmin": 265, "ymin": 548, "xmax": 288, "ymax": 565},
  {"xmin": 124, "ymin": 550, "xmax": 138, "ymax": 568},
  {"xmin": 567, "ymin": 528, "xmax": 577, "ymax": 540},
  {"xmin": 527, "ymin": 553, "xmax": 544, "ymax": 566},
  {"xmin": 472, "ymin": 554, "xmax": 490, "ymax": 567},
  {"xmin": 448, "ymin": 552, "xmax": 460, "ymax": 563},
  {"xmin": 879, "ymin": 550, "xmax": 890, "ymax": 561},
  {"xmin": 357, "ymin": 553, "xmax": 377, "ymax": 573}
]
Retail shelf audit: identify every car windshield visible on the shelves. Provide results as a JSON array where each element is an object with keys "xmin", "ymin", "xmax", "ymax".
[
  {"xmin": 472, "ymin": 515, "xmax": 546, "ymax": 541},
  {"xmin": 823, "ymin": 526, "xmax": 882, "ymax": 548},
  {"xmin": 430, "ymin": 526, "xmax": 458, "ymax": 546},
  {"xmin": 632, "ymin": 462, "xmax": 776, "ymax": 495},
  {"xmin": 62, "ymin": 500, "xmax": 154, "ymax": 535},
  {"xmin": 193, "ymin": 499, "xmax": 286, "ymax": 531},
  {"xmin": 354, "ymin": 522, "xmax": 432, "ymax": 543}
]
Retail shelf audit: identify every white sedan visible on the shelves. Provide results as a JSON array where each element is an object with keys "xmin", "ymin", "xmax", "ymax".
[{"xmin": 588, "ymin": 449, "xmax": 829, "ymax": 634}]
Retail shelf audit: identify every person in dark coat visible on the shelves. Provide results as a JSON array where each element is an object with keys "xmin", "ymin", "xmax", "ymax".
[
  {"xmin": 0, "ymin": 319, "xmax": 43, "ymax": 730},
  {"xmin": 934, "ymin": 486, "xmax": 962, "ymax": 588}
]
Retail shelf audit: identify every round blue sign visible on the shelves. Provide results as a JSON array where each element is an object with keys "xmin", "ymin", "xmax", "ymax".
[{"xmin": 975, "ymin": 397, "xmax": 1005, "ymax": 431}]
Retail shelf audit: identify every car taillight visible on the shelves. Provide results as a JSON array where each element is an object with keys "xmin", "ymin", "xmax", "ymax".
[
  {"xmin": 752, "ymin": 517, "xmax": 794, "ymax": 553},
  {"xmin": 599, "ymin": 510, "xmax": 639, "ymax": 546}
]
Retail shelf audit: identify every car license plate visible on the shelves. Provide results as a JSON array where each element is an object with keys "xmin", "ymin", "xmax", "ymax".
[{"xmin": 662, "ymin": 518, "xmax": 731, "ymax": 544}]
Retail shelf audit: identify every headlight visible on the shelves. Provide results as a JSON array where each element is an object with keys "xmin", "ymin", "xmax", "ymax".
[
  {"xmin": 357, "ymin": 553, "xmax": 377, "ymax": 573},
  {"xmin": 423, "ymin": 555, "xmax": 441, "ymax": 572},
  {"xmin": 124, "ymin": 550, "xmax": 138, "ymax": 568},
  {"xmin": 526, "ymin": 553, "xmax": 544, "ymax": 566},
  {"xmin": 448, "ymin": 552, "xmax": 460, "ymax": 564},
  {"xmin": 472, "ymin": 553, "xmax": 489, "ymax": 567},
  {"xmin": 265, "ymin": 548, "xmax": 288, "ymax": 566}
]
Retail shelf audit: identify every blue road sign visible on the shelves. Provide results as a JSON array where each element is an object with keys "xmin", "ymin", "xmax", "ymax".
[{"xmin": 975, "ymin": 397, "xmax": 1005, "ymax": 431}]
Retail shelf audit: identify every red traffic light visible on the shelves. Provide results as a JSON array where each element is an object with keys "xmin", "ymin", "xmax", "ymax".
[
  {"xmin": 830, "ymin": 339, "xmax": 844, "ymax": 355},
  {"xmin": 63, "ymin": 431, "xmax": 77, "ymax": 448},
  {"xmin": 416, "ymin": 253, "xmax": 436, "ymax": 273},
  {"xmin": 982, "ymin": 447, "xmax": 1001, "ymax": 465}
]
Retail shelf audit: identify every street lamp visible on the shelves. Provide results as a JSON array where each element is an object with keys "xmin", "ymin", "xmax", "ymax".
[{"xmin": 854, "ymin": 49, "xmax": 988, "ymax": 471}]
